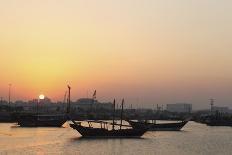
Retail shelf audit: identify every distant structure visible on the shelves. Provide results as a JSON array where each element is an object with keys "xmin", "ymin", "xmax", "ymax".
[
  {"xmin": 0, "ymin": 98, "xmax": 8, "ymax": 105},
  {"xmin": 8, "ymin": 84, "xmax": 11, "ymax": 104},
  {"xmin": 211, "ymin": 106, "xmax": 230, "ymax": 113},
  {"xmin": 71, "ymin": 90, "xmax": 113, "ymax": 112},
  {"xmin": 209, "ymin": 98, "xmax": 215, "ymax": 113},
  {"xmin": 28, "ymin": 97, "xmax": 52, "ymax": 104},
  {"xmin": 209, "ymin": 99, "xmax": 230, "ymax": 113},
  {"xmin": 72, "ymin": 98, "xmax": 113, "ymax": 112},
  {"xmin": 166, "ymin": 103, "xmax": 192, "ymax": 113}
]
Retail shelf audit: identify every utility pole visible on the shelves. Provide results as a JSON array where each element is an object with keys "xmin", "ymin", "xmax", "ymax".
[
  {"xmin": 112, "ymin": 99, "xmax": 115, "ymax": 130},
  {"xmin": 37, "ymin": 98, "xmax": 39, "ymax": 115},
  {"xmin": 8, "ymin": 84, "xmax": 11, "ymax": 104},
  {"xmin": 120, "ymin": 99, "xmax": 124, "ymax": 130},
  {"xmin": 210, "ymin": 98, "xmax": 214, "ymax": 114}
]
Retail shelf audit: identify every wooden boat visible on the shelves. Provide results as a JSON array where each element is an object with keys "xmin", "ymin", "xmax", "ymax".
[
  {"xmin": 17, "ymin": 85, "xmax": 71, "ymax": 127},
  {"xmin": 17, "ymin": 114, "xmax": 67, "ymax": 127},
  {"xmin": 70, "ymin": 120, "xmax": 147, "ymax": 138},
  {"xmin": 127, "ymin": 119, "xmax": 188, "ymax": 131},
  {"xmin": 204, "ymin": 113, "xmax": 232, "ymax": 126},
  {"xmin": 205, "ymin": 119, "xmax": 232, "ymax": 126},
  {"xmin": 70, "ymin": 99, "xmax": 148, "ymax": 138}
]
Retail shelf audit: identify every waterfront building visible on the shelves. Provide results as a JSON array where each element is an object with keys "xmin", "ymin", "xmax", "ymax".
[
  {"xmin": 166, "ymin": 103, "xmax": 192, "ymax": 113},
  {"xmin": 72, "ymin": 98, "xmax": 113, "ymax": 112},
  {"xmin": 212, "ymin": 106, "xmax": 230, "ymax": 113}
]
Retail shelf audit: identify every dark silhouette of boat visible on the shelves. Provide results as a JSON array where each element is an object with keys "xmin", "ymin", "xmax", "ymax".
[
  {"xmin": 205, "ymin": 119, "xmax": 232, "ymax": 126},
  {"xmin": 204, "ymin": 112, "xmax": 232, "ymax": 126},
  {"xmin": 70, "ymin": 121, "xmax": 147, "ymax": 138},
  {"xmin": 202, "ymin": 99, "xmax": 232, "ymax": 126},
  {"xmin": 17, "ymin": 85, "xmax": 71, "ymax": 127},
  {"xmin": 127, "ymin": 119, "xmax": 188, "ymax": 131},
  {"xmin": 70, "ymin": 99, "xmax": 148, "ymax": 138},
  {"xmin": 17, "ymin": 114, "xmax": 67, "ymax": 127}
]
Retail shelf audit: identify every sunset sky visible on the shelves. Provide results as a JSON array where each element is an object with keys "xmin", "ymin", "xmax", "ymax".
[{"xmin": 0, "ymin": 0, "xmax": 232, "ymax": 109}]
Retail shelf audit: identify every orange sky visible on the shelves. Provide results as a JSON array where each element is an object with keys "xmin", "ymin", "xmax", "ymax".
[{"xmin": 0, "ymin": 0, "xmax": 232, "ymax": 109}]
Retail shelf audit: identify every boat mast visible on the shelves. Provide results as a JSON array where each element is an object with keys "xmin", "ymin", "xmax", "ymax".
[
  {"xmin": 112, "ymin": 99, "xmax": 115, "ymax": 130},
  {"xmin": 120, "ymin": 99, "xmax": 124, "ymax": 130},
  {"xmin": 67, "ymin": 85, "xmax": 71, "ymax": 114}
]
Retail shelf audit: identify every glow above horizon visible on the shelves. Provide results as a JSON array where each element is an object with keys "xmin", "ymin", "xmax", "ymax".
[
  {"xmin": 0, "ymin": 0, "xmax": 232, "ymax": 109},
  {"xmin": 39, "ymin": 94, "xmax": 45, "ymax": 100}
]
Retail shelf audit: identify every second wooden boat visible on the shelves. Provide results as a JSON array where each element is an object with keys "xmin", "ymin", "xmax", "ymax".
[
  {"xmin": 127, "ymin": 120, "xmax": 188, "ymax": 131},
  {"xmin": 17, "ymin": 114, "xmax": 67, "ymax": 127}
]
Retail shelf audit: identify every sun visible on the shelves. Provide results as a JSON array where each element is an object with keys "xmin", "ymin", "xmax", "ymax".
[{"xmin": 39, "ymin": 94, "xmax": 45, "ymax": 100}]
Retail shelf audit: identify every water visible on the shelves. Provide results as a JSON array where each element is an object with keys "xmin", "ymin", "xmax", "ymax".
[{"xmin": 0, "ymin": 121, "xmax": 232, "ymax": 155}]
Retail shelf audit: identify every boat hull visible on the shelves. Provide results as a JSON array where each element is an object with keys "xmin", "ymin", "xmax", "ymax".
[
  {"xmin": 127, "ymin": 120, "xmax": 188, "ymax": 131},
  {"xmin": 205, "ymin": 120, "xmax": 232, "ymax": 126},
  {"xmin": 70, "ymin": 123, "xmax": 147, "ymax": 138},
  {"xmin": 17, "ymin": 114, "xmax": 67, "ymax": 127}
]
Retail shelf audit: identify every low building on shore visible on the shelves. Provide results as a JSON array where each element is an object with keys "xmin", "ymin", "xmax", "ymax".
[
  {"xmin": 72, "ymin": 98, "xmax": 113, "ymax": 112},
  {"xmin": 167, "ymin": 103, "xmax": 192, "ymax": 113},
  {"xmin": 212, "ymin": 106, "xmax": 230, "ymax": 113}
]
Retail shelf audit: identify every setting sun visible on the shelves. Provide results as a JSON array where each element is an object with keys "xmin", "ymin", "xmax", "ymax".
[{"xmin": 39, "ymin": 94, "xmax": 45, "ymax": 100}]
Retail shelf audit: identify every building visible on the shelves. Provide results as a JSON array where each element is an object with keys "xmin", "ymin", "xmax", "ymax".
[
  {"xmin": 166, "ymin": 103, "xmax": 192, "ymax": 113},
  {"xmin": 212, "ymin": 106, "xmax": 229, "ymax": 113},
  {"xmin": 72, "ymin": 98, "xmax": 113, "ymax": 112}
]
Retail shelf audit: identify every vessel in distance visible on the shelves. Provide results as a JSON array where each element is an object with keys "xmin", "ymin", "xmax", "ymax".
[
  {"xmin": 17, "ymin": 114, "xmax": 67, "ymax": 127},
  {"xmin": 16, "ymin": 86, "xmax": 71, "ymax": 127},
  {"xmin": 127, "ymin": 119, "xmax": 188, "ymax": 131}
]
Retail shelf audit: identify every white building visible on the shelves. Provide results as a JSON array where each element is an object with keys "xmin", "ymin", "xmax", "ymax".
[{"xmin": 166, "ymin": 103, "xmax": 192, "ymax": 113}]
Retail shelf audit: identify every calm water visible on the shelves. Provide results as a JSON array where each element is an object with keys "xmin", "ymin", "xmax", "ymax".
[{"xmin": 0, "ymin": 121, "xmax": 232, "ymax": 155}]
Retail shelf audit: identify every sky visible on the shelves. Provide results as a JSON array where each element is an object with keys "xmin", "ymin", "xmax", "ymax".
[{"xmin": 0, "ymin": 0, "xmax": 232, "ymax": 109}]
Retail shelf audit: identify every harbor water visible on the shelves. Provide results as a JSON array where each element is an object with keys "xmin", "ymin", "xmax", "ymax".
[{"xmin": 0, "ymin": 121, "xmax": 232, "ymax": 155}]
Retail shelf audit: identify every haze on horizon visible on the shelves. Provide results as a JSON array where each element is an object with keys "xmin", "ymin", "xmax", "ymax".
[{"xmin": 0, "ymin": 0, "xmax": 232, "ymax": 110}]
